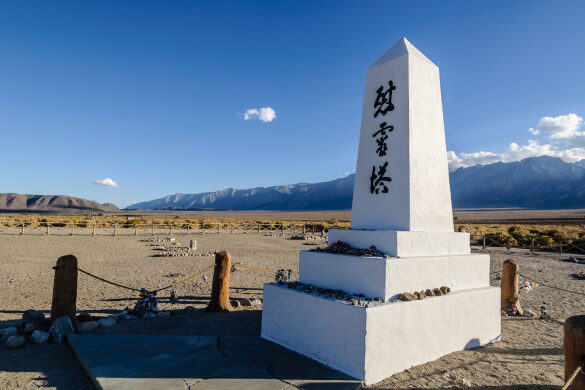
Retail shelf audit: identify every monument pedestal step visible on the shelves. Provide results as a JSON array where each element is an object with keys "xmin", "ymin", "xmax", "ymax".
[
  {"xmin": 299, "ymin": 251, "xmax": 490, "ymax": 301},
  {"xmin": 328, "ymin": 229, "xmax": 470, "ymax": 257},
  {"xmin": 261, "ymin": 283, "xmax": 501, "ymax": 385}
]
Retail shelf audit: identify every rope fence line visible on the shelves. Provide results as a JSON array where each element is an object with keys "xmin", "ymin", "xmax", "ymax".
[
  {"xmin": 75, "ymin": 261, "xmax": 295, "ymax": 295},
  {"xmin": 561, "ymin": 357, "xmax": 585, "ymax": 390},
  {"xmin": 519, "ymin": 273, "xmax": 585, "ymax": 297},
  {"xmin": 0, "ymin": 220, "xmax": 330, "ymax": 237}
]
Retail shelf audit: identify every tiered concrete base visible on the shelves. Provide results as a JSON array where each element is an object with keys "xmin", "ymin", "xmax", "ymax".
[
  {"xmin": 262, "ymin": 284, "xmax": 501, "ymax": 385},
  {"xmin": 299, "ymin": 251, "xmax": 490, "ymax": 301},
  {"xmin": 328, "ymin": 229, "xmax": 470, "ymax": 257}
]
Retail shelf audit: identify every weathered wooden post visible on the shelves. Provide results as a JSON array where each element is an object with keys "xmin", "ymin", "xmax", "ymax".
[
  {"xmin": 51, "ymin": 255, "xmax": 78, "ymax": 325},
  {"xmin": 501, "ymin": 259, "xmax": 523, "ymax": 316},
  {"xmin": 93, "ymin": 223, "xmax": 96, "ymax": 236},
  {"xmin": 21, "ymin": 222, "xmax": 25, "ymax": 235},
  {"xmin": 217, "ymin": 223, "xmax": 220, "ymax": 234},
  {"xmin": 281, "ymin": 224, "xmax": 285, "ymax": 237},
  {"xmin": 113, "ymin": 224, "xmax": 117, "ymax": 236},
  {"xmin": 531, "ymin": 237, "xmax": 535, "ymax": 255},
  {"xmin": 46, "ymin": 224, "xmax": 50, "ymax": 236},
  {"xmin": 70, "ymin": 224, "xmax": 74, "ymax": 236},
  {"xmin": 135, "ymin": 225, "xmax": 138, "ymax": 236},
  {"xmin": 303, "ymin": 225, "xmax": 306, "ymax": 234},
  {"xmin": 564, "ymin": 315, "xmax": 585, "ymax": 390},
  {"xmin": 151, "ymin": 223, "xmax": 155, "ymax": 235},
  {"xmin": 561, "ymin": 239, "xmax": 564, "ymax": 254},
  {"xmin": 483, "ymin": 236, "xmax": 486, "ymax": 250},
  {"xmin": 206, "ymin": 251, "xmax": 233, "ymax": 312}
]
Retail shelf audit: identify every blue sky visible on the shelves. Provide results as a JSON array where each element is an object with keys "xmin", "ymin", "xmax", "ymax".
[{"xmin": 1, "ymin": 1, "xmax": 584, "ymax": 208}]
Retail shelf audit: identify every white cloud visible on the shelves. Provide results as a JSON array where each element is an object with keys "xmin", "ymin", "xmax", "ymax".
[
  {"xmin": 448, "ymin": 113, "xmax": 585, "ymax": 171},
  {"xmin": 535, "ymin": 113, "xmax": 583, "ymax": 139},
  {"xmin": 242, "ymin": 107, "xmax": 276, "ymax": 123},
  {"xmin": 92, "ymin": 178, "xmax": 118, "ymax": 188}
]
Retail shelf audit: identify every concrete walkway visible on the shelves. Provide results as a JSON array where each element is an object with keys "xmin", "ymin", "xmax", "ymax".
[{"xmin": 68, "ymin": 335, "xmax": 362, "ymax": 389}]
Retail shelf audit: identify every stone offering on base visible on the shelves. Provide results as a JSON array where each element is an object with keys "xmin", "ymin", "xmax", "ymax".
[{"xmin": 262, "ymin": 37, "xmax": 501, "ymax": 385}]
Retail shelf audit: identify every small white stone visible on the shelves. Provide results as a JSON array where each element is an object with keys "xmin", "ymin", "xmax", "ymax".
[
  {"xmin": 97, "ymin": 317, "xmax": 117, "ymax": 327},
  {"xmin": 30, "ymin": 330, "xmax": 50, "ymax": 344},
  {"xmin": 5, "ymin": 335, "xmax": 26, "ymax": 349},
  {"xmin": 250, "ymin": 299, "xmax": 262, "ymax": 306},
  {"xmin": 156, "ymin": 311, "xmax": 171, "ymax": 317}
]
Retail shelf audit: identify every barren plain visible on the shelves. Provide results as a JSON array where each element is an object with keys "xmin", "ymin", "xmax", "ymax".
[{"xmin": 0, "ymin": 229, "xmax": 584, "ymax": 389}]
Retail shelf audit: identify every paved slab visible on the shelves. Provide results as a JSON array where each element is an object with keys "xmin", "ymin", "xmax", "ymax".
[{"xmin": 68, "ymin": 335, "xmax": 362, "ymax": 390}]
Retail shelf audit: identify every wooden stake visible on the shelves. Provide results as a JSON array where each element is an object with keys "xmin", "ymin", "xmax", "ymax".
[
  {"xmin": 50, "ymin": 255, "xmax": 78, "ymax": 325},
  {"xmin": 501, "ymin": 259, "xmax": 523, "ymax": 315},
  {"xmin": 206, "ymin": 251, "xmax": 233, "ymax": 312},
  {"xmin": 564, "ymin": 315, "xmax": 585, "ymax": 390}
]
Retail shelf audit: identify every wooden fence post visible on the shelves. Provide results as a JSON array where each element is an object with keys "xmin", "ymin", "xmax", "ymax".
[
  {"xmin": 506, "ymin": 237, "xmax": 511, "ymax": 253},
  {"xmin": 565, "ymin": 315, "xmax": 585, "ymax": 390},
  {"xmin": 217, "ymin": 223, "xmax": 220, "ymax": 234},
  {"xmin": 93, "ymin": 224, "xmax": 96, "ymax": 236},
  {"xmin": 21, "ymin": 222, "xmax": 25, "ymax": 235},
  {"xmin": 70, "ymin": 224, "xmax": 74, "ymax": 236},
  {"xmin": 561, "ymin": 240, "xmax": 564, "ymax": 254},
  {"xmin": 187, "ymin": 224, "xmax": 190, "ymax": 236},
  {"xmin": 281, "ymin": 225, "xmax": 285, "ymax": 237},
  {"xmin": 50, "ymin": 255, "xmax": 78, "ymax": 325},
  {"xmin": 501, "ymin": 259, "xmax": 523, "ymax": 315},
  {"xmin": 135, "ymin": 225, "xmax": 138, "ymax": 236},
  {"xmin": 206, "ymin": 251, "xmax": 233, "ymax": 312},
  {"xmin": 113, "ymin": 224, "xmax": 117, "ymax": 236},
  {"xmin": 151, "ymin": 224, "xmax": 154, "ymax": 235},
  {"xmin": 46, "ymin": 224, "xmax": 50, "ymax": 236},
  {"xmin": 531, "ymin": 237, "xmax": 535, "ymax": 255}
]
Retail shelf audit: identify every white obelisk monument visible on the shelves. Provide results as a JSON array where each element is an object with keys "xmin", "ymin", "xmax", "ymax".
[{"xmin": 262, "ymin": 38, "xmax": 500, "ymax": 385}]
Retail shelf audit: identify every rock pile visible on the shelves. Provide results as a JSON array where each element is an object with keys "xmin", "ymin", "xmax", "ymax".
[
  {"xmin": 400, "ymin": 286, "xmax": 451, "ymax": 301},
  {"xmin": 311, "ymin": 240, "xmax": 389, "ymax": 258}
]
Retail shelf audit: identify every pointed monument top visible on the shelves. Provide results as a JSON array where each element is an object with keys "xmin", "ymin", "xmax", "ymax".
[{"xmin": 370, "ymin": 37, "xmax": 435, "ymax": 68}]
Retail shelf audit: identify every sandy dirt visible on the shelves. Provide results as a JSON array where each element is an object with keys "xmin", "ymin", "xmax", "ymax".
[{"xmin": 0, "ymin": 233, "xmax": 584, "ymax": 389}]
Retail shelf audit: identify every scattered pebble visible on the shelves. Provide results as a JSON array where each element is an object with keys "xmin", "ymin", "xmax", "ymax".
[
  {"xmin": 98, "ymin": 317, "xmax": 117, "ymax": 327},
  {"xmin": 5, "ymin": 335, "xmax": 26, "ymax": 349},
  {"xmin": 312, "ymin": 240, "xmax": 389, "ymax": 258},
  {"xmin": 22, "ymin": 322, "xmax": 36, "ymax": 335},
  {"xmin": 30, "ymin": 330, "xmax": 50, "ymax": 344},
  {"xmin": 76, "ymin": 321, "xmax": 98, "ymax": 333},
  {"xmin": 230, "ymin": 300, "xmax": 241, "ymax": 309},
  {"xmin": 239, "ymin": 298, "xmax": 252, "ymax": 307},
  {"xmin": 49, "ymin": 316, "xmax": 74, "ymax": 344}
]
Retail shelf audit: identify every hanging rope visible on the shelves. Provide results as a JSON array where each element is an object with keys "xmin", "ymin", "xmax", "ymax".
[
  {"xmin": 76, "ymin": 264, "xmax": 216, "ymax": 293},
  {"xmin": 233, "ymin": 263, "xmax": 278, "ymax": 274},
  {"xmin": 520, "ymin": 273, "xmax": 585, "ymax": 297},
  {"xmin": 77, "ymin": 268, "xmax": 142, "ymax": 292},
  {"xmin": 561, "ymin": 357, "xmax": 585, "ymax": 390},
  {"xmin": 154, "ymin": 264, "xmax": 216, "ymax": 292}
]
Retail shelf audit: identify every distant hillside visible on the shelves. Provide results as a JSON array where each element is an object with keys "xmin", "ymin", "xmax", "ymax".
[
  {"xmin": 128, "ymin": 156, "xmax": 585, "ymax": 211},
  {"xmin": 450, "ymin": 156, "xmax": 585, "ymax": 208},
  {"xmin": 0, "ymin": 193, "xmax": 120, "ymax": 213},
  {"xmin": 127, "ymin": 175, "xmax": 355, "ymax": 211}
]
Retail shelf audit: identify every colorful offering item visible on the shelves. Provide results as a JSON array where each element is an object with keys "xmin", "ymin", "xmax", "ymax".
[
  {"xmin": 539, "ymin": 301, "xmax": 548, "ymax": 319},
  {"xmin": 131, "ymin": 288, "xmax": 159, "ymax": 315},
  {"xmin": 312, "ymin": 240, "xmax": 388, "ymax": 258},
  {"xmin": 275, "ymin": 269, "xmax": 292, "ymax": 284},
  {"xmin": 169, "ymin": 289, "xmax": 179, "ymax": 304}
]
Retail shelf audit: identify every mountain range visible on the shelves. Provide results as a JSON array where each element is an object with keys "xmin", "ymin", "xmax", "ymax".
[
  {"xmin": 127, "ymin": 156, "xmax": 585, "ymax": 211},
  {"xmin": 3, "ymin": 156, "xmax": 585, "ymax": 213},
  {"xmin": 0, "ymin": 193, "xmax": 119, "ymax": 213}
]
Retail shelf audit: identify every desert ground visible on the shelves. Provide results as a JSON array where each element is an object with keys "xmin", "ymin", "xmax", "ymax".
[{"xmin": 1, "ymin": 230, "xmax": 584, "ymax": 389}]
